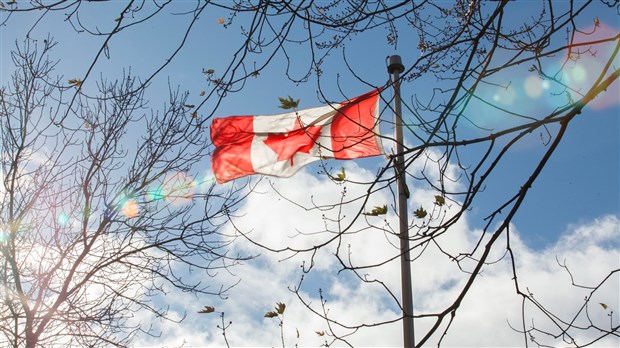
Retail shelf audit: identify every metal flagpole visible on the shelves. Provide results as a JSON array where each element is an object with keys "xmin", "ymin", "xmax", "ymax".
[{"xmin": 388, "ymin": 55, "xmax": 414, "ymax": 348}]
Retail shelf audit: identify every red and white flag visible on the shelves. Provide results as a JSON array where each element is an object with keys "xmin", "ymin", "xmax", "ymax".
[{"xmin": 210, "ymin": 89, "xmax": 384, "ymax": 183}]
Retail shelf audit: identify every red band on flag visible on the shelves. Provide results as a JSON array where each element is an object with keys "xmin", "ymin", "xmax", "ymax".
[
  {"xmin": 331, "ymin": 90, "xmax": 384, "ymax": 159},
  {"xmin": 210, "ymin": 116, "xmax": 254, "ymax": 183}
]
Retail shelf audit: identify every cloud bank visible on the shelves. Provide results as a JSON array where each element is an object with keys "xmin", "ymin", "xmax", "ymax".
[{"xmin": 134, "ymin": 163, "xmax": 619, "ymax": 347}]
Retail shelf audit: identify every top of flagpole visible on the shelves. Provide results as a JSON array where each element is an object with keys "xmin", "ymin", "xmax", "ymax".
[{"xmin": 388, "ymin": 55, "xmax": 404, "ymax": 74}]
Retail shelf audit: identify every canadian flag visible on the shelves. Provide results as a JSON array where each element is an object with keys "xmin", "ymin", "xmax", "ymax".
[{"xmin": 210, "ymin": 89, "xmax": 384, "ymax": 183}]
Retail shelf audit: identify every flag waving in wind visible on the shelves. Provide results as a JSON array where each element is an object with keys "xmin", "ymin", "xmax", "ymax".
[{"xmin": 210, "ymin": 89, "xmax": 384, "ymax": 183}]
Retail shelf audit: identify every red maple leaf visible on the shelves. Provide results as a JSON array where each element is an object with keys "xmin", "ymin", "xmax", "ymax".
[{"xmin": 263, "ymin": 117, "xmax": 322, "ymax": 165}]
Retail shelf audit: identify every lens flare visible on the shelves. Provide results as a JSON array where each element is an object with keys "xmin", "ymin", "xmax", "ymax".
[
  {"xmin": 146, "ymin": 187, "xmax": 165, "ymax": 202},
  {"xmin": 187, "ymin": 173, "xmax": 217, "ymax": 194},
  {"xmin": 570, "ymin": 64, "xmax": 587, "ymax": 83},
  {"xmin": 162, "ymin": 171, "xmax": 195, "ymax": 206},
  {"xmin": 492, "ymin": 85, "xmax": 517, "ymax": 106},
  {"xmin": 0, "ymin": 225, "xmax": 6, "ymax": 243},
  {"xmin": 524, "ymin": 75, "xmax": 545, "ymax": 98},
  {"xmin": 567, "ymin": 22, "xmax": 619, "ymax": 109},
  {"xmin": 122, "ymin": 200, "xmax": 140, "ymax": 218},
  {"xmin": 57, "ymin": 213, "xmax": 70, "ymax": 227}
]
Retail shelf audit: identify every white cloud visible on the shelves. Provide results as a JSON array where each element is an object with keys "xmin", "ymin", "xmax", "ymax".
[{"xmin": 133, "ymin": 164, "xmax": 619, "ymax": 348}]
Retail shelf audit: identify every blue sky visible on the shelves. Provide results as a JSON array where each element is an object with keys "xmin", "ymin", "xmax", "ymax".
[{"xmin": 1, "ymin": 1, "xmax": 618, "ymax": 347}]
